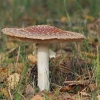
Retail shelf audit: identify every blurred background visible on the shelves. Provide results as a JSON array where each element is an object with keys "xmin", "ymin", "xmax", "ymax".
[{"xmin": 0, "ymin": 0, "xmax": 100, "ymax": 29}]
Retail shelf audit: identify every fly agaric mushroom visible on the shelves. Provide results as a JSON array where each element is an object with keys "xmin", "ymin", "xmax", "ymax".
[{"xmin": 2, "ymin": 25, "xmax": 85, "ymax": 91}]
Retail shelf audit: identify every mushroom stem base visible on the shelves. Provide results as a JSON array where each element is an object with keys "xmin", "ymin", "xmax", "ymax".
[{"xmin": 37, "ymin": 43, "xmax": 49, "ymax": 91}]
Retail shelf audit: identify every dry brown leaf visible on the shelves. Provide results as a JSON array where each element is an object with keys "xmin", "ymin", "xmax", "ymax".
[
  {"xmin": 31, "ymin": 94, "xmax": 43, "ymax": 100},
  {"xmin": 7, "ymin": 73, "xmax": 20, "ymax": 89},
  {"xmin": 0, "ymin": 88, "xmax": 10, "ymax": 99},
  {"xmin": 72, "ymin": 94, "xmax": 90, "ymax": 100},
  {"xmin": 49, "ymin": 91, "xmax": 73, "ymax": 100},
  {"xmin": 46, "ymin": 93, "xmax": 57, "ymax": 100},
  {"xmin": 80, "ymin": 91, "xmax": 91, "ymax": 97},
  {"xmin": 97, "ymin": 94, "xmax": 100, "ymax": 100},
  {"xmin": 63, "ymin": 80, "xmax": 90, "ymax": 93},
  {"xmin": 5, "ymin": 41, "xmax": 18, "ymax": 50},
  {"xmin": 0, "ymin": 67, "xmax": 9, "ymax": 82},
  {"xmin": 59, "ymin": 93, "xmax": 73, "ymax": 100},
  {"xmin": 89, "ymin": 84, "xmax": 96, "ymax": 91},
  {"xmin": 24, "ymin": 84, "xmax": 34, "ymax": 96},
  {"xmin": 27, "ymin": 54, "xmax": 37, "ymax": 64},
  {"xmin": 60, "ymin": 17, "xmax": 67, "ymax": 23},
  {"xmin": 60, "ymin": 86, "xmax": 70, "ymax": 92}
]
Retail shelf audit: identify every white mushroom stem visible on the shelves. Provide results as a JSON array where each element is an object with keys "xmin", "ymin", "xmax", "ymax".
[{"xmin": 37, "ymin": 43, "xmax": 50, "ymax": 91}]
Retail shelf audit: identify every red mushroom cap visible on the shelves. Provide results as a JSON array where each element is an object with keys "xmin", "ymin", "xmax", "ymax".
[{"xmin": 2, "ymin": 25, "xmax": 85, "ymax": 43}]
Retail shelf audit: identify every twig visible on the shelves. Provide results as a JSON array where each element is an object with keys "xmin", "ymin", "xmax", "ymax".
[
  {"xmin": 8, "ymin": 89, "xmax": 13, "ymax": 100},
  {"xmin": 15, "ymin": 46, "xmax": 20, "ymax": 67}
]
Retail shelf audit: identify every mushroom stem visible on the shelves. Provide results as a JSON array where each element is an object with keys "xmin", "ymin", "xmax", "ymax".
[{"xmin": 37, "ymin": 43, "xmax": 49, "ymax": 91}]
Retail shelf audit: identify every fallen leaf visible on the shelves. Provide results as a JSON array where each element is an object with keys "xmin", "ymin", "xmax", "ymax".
[
  {"xmin": 46, "ymin": 92, "xmax": 57, "ymax": 100},
  {"xmin": 63, "ymin": 80, "xmax": 90, "ymax": 93},
  {"xmin": 0, "ymin": 88, "xmax": 10, "ymax": 99},
  {"xmin": 80, "ymin": 91, "xmax": 91, "ymax": 97},
  {"xmin": 60, "ymin": 86, "xmax": 70, "ymax": 92},
  {"xmin": 60, "ymin": 17, "xmax": 67, "ymax": 23},
  {"xmin": 31, "ymin": 94, "xmax": 43, "ymax": 100},
  {"xmin": 72, "ymin": 94, "xmax": 90, "ymax": 100},
  {"xmin": 97, "ymin": 94, "xmax": 100, "ymax": 100},
  {"xmin": 47, "ymin": 92, "xmax": 73, "ymax": 100},
  {"xmin": 89, "ymin": 84, "xmax": 96, "ymax": 91},
  {"xmin": 59, "ymin": 93, "xmax": 73, "ymax": 100},
  {"xmin": 5, "ymin": 41, "xmax": 18, "ymax": 50},
  {"xmin": 24, "ymin": 84, "xmax": 34, "ymax": 96},
  {"xmin": 0, "ymin": 67, "xmax": 9, "ymax": 82},
  {"xmin": 7, "ymin": 73, "xmax": 20, "ymax": 89},
  {"xmin": 27, "ymin": 54, "xmax": 37, "ymax": 64}
]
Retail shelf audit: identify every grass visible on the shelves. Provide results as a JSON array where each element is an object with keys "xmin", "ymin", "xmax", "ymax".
[{"xmin": 0, "ymin": 0, "xmax": 100, "ymax": 100}]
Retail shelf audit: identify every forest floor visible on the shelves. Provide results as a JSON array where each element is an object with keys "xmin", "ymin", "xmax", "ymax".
[{"xmin": 0, "ymin": 0, "xmax": 100, "ymax": 100}]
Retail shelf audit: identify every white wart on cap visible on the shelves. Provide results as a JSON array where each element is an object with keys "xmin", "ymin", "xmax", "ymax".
[{"xmin": 2, "ymin": 25, "xmax": 85, "ymax": 91}]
